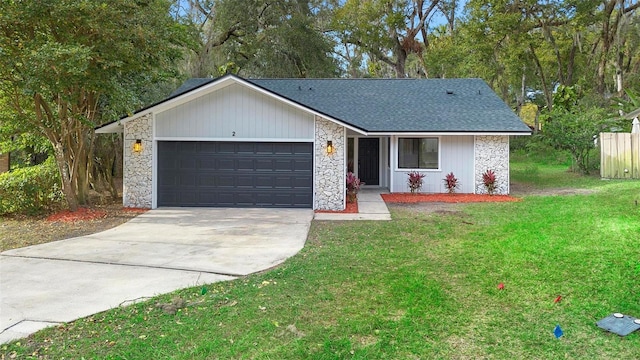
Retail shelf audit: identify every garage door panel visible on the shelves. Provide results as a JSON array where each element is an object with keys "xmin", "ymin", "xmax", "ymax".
[
  {"xmin": 216, "ymin": 192, "xmax": 236, "ymax": 205},
  {"xmin": 158, "ymin": 141, "xmax": 313, "ymax": 208},
  {"xmin": 179, "ymin": 158, "xmax": 197, "ymax": 170},
  {"xmin": 179, "ymin": 142, "xmax": 197, "ymax": 153},
  {"xmin": 197, "ymin": 174, "xmax": 216, "ymax": 186},
  {"xmin": 199, "ymin": 142, "xmax": 217, "ymax": 152},
  {"xmin": 274, "ymin": 160, "xmax": 295, "ymax": 171},
  {"xmin": 255, "ymin": 159, "xmax": 274, "ymax": 170},
  {"xmin": 180, "ymin": 176, "xmax": 197, "ymax": 187},
  {"xmin": 197, "ymin": 192, "xmax": 217, "ymax": 204},
  {"xmin": 158, "ymin": 173, "xmax": 178, "ymax": 187},
  {"xmin": 234, "ymin": 192, "xmax": 256, "ymax": 205},
  {"xmin": 160, "ymin": 158, "xmax": 178, "ymax": 170},
  {"xmin": 215, "ymin": 175, "xmax": 237, "ymax": 187},
  {"xmin": 235, "ymin": 176, "xmax": 255, "ymax": 187},
  {"xmin": 254, "ymin": 176, "xmax": 275, "ymax": 187},
  {"xmin": 237, "ymin": 159, "xmax": 255, "ymax": 170},
  {"xmin": 272, "ymin": 193, "xmax": 296, "ymax": 205},
  {"xmin": 216, "ymin": 158, "xmax": 235, "ymax": 170},
  {"xmin": 237, "ymin": 143, "xmax": 257, "ymax": 153},
  {"xmin": 198, "ymin": 158, "xmax": 216, "ymax": 168},
  {"xmin": 180, "ymin": 192, "xmax": 199, "ymax": 204},
  {"xmin": 293, "ymin": 159, "xmax": 313, "ymax": 171},
  {"xmin": 274, "ymin": 176, "xmax": 294, "ymax": 187},
  {"xmin": 159, "ymin": 191, "xmax": 178, "ymax": 204},
  {"xmin": 293, "ymin": 142, "xmax": 312, "ymax": 153},
  {"xmin": 255, "ymin": 143, "xmax": 274, "ymax": 153},
  {"xmin": 273, "ymin": 143, "xmax": 294, "ymax": 153},
  {"xmin": 291, "ymin": 176, "xmax": 313, "ymax": 188}
]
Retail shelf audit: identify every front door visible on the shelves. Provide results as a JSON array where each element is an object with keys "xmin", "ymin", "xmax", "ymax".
[{"xmin": 358, "ymin": 138, "xmax": 379, "ymax": 186}]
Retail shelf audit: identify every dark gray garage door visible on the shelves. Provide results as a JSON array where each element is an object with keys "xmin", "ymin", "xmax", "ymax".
[{"xmin": 158, "ymin": 141, "xmax": 313, "ymax": 208}]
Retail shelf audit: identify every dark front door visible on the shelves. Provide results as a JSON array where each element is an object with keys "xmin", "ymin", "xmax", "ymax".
[
  {"xmin": 157, "ymin": 141, "xmax": 313, "ymax": 208},
  {"xmin": 358, "ymin": 138, "xmax": 379, "ymax": 186}
]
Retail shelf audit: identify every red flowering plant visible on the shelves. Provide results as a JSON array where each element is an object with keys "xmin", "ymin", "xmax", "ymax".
[
  {"xmin": 407, "ymin": 171, "xmax": 426, "ymax": 193},
  {"xmin": 482, "ymin": 169, "xmax": 497, "ymax": 195},
  {"xmin": 443, "ymin": 172, "xmax": 459, "ymax": 193},
  {"xmin": 346, "ymin": 172, "xmax": 361, "ymax": 203}
]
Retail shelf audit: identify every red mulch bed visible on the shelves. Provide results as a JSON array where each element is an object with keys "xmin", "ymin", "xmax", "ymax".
[
  {"xmin": 46, "ymin": 207, "xmax": 109, "ymax": 222},
  {"xmin": 381, "ymin": 193, "xmax": 520, "ymax": 203},
  {"xmin": 315, "ymin": 200, "xmax": 359, "ymax": 213}
]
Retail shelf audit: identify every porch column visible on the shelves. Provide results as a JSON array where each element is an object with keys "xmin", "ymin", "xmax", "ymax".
[
  {"xmin": 123, "ymin": 113, "xmax": 153, "ymax": 208},
  {"xmin": 474, "ymin": 135, "xmax": 509, "ymax": 195},
  {"xmin": 314, "ymin": 116, "xmax": 346, "ymax": 210}
]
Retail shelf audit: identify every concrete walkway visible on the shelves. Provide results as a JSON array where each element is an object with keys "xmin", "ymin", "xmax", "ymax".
[
  {"xmin": 314, "ymin": 188, "xmax": 391, "ymax": 221},
  {"xmin": 0, "ymin": 208, "xmax": 313, "ymax": 344}
]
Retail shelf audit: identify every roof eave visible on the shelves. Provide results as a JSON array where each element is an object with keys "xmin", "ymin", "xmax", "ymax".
[
  {"xmin": 364, "ymin": 130, "xmax": 532, "ymax": 136},
  {"xmin": 95, "ymin": 121, "xmax": 124, "ymax": 134}
]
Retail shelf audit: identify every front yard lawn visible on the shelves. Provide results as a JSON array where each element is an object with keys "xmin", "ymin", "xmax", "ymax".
[{"xmin": 3, "ymin": 163, "xmax": 640, "ymax": 358}]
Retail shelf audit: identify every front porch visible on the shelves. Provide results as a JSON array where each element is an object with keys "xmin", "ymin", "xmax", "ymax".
[{"xmin": 346, "ymin": 132, "xmax": 488, "ymax": 194}]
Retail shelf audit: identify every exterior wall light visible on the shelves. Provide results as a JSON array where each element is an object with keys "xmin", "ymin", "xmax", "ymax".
[
  {"xmin": 326, "ymin": 140, "xmax": 334, "ymax": 154},
  {"xmin": 133, "ymin": 139, "xmax": 143, "ymax": 153}
]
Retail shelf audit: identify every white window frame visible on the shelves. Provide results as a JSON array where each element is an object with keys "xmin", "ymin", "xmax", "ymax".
[{"xmin": 395, "ymin": 136, "xmax": 441, "ymax": 172}]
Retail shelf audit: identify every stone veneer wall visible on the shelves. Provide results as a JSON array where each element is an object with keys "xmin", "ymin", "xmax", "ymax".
[
  {"xmin": 314, "ymin": 116, "xmax": 345, "ymax": 210},
  {"xmin": 123, "ymin": 113, "xmax": 153, "ymax": 208},
  {"xmin": 474, "ymin": 135, "xmax": 509, "ymax": 195}
]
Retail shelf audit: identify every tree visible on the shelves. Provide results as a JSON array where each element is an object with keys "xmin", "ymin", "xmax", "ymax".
[
  {"xmin": 593, "ymin": 0, "xmax": 640, "ymax": 96},
  {"xmin": 332, "ymin": 0, "xmax": 444, "ymax": 78},
  {"xmin": 0, "ymin": 89, "xmax": 49, "ymax": 166},
  {"xmin": 542, "ymin": 107, "xmax": 611, "ymax": 174},
  {"xmin": 463, "ymin": 0, "xmax": 592, "ymax": 110},
  {"xmin": 0, "ymin": 0, "xmax": 186, "ymax": 210},
  {"xmin": 541, "ymin": 86, "xmax": 618, "ymax": 175},
  {"xmin": 178, "ymin": 0, "xmax": 338, "ymax": 78}
]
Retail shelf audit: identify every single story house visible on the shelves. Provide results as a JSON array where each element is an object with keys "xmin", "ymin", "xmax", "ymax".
[{"xmin": 96, "ymin": 74, "xmax": 531, "ymax": 211}]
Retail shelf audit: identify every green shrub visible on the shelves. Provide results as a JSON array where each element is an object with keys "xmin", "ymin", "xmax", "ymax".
[
  {"xmin": 510, "ymin": 135, "xmax": 572, "ymax": 166},
  {"xmin": 509, "ymin": 135, "xmax": 530, "ymax": 152},
  {"xmin": 0, "ymin": 157, "xmax": 64, "ymax": 215},
  {"xmin": 541, "ymin": 107, "xmax": 610, "ymax": 174}
]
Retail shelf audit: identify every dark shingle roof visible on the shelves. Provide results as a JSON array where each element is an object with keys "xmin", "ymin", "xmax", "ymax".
[
  {"xmin": 169, "ymin": 75, "xmax": 531, "ymax": 133},
  {"xmin": 170, "ymin": 78, "xmax": 213, "ymax": 97}
]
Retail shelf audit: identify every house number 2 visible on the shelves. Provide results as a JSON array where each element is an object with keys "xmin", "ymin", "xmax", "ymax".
[{"xmin": 232, "ymin": 131, "xmax": 236, "ymax": 136}]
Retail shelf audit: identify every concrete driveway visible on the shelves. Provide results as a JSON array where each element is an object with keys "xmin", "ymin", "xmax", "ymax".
[{"xmin": 0, "ymin": 208, "xmax": 313, "ymax": 344}]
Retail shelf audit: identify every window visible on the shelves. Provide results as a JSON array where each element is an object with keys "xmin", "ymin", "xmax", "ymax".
[{"xmin": 398, "ymin": 138, "xmax": 439, "ymax": 169}]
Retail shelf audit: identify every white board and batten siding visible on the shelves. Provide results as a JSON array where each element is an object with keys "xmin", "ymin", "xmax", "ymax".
[
  {"xmin": 155, "ymin": 83, "xmax": 314, "ymax": 141},
  {"xmin": 390, "ymin": 135, "xmax": 475, "ymax": 193}
]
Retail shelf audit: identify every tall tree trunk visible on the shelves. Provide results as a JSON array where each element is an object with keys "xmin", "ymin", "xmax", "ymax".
[
  {"xmin": 517, "ymin": 66, "xmax": 526, "ymax": 116},
  {"xmin": 566, "ymin": 35, "xmax": 578, "ymax": 85},
  {"xmin": 542, "ymin": 22, "xmax": 565, "ymax": 85},
  {"xmin": 395, "ymin": 47, "xmax": 407, "ymax": 78},
  {"xmin": 529, "ymin": 44, "xmax": 553, "ymax": 111},
  {"xmin": 596, "ymin": 0, "xmax": 618, "ymax": 96},
  {"xmin": 615, "ymin": 50, "xmax": 624, "ymax": 94},
  {"xmin": 52, "ymin": 143, "xmax": 79, "ymax": 211}
]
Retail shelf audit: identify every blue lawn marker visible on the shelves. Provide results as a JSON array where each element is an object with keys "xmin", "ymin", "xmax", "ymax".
[{"xmin": 554, "ymin": 324, "xmax": 564, "ymax": 338}]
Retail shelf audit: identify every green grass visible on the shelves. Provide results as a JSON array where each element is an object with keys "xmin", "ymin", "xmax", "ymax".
[
  {"xmin": 3, "ymin": 158, "xmax": 640, "ymax": 359},
  {"xmin": 510, "ymin": 150, "xmax": 604, "ymax": 189}
]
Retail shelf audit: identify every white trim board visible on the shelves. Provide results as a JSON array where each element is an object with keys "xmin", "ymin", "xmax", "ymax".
[{"xmin": 154, "ymin": 137, "xmax": 315, "ymax": 143}]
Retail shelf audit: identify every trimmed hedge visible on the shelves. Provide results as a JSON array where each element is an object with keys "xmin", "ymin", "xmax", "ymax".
[{"xmin": 0, "ymin": 157, "xmax": 64, "ymax": 215}]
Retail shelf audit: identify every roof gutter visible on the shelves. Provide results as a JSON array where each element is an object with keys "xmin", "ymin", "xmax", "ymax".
[{"xmin": 363, "ymin": 131, "xmax": 532, "ymax": 136}]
